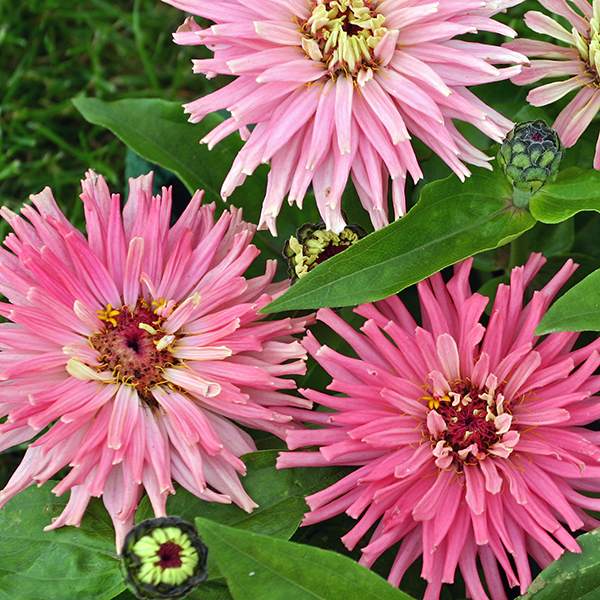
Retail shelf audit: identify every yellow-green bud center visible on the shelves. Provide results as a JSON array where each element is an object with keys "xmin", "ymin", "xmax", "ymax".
[
  {"xmin": 121, "ymin": 517, "xmax": 208, "ymax": 599},
  {"xmin": 284, "ymin": 224, "xmax": 363, "ymax": 279},
  {"xmin": 133, "ymin": 526, "xmax": 200, "ymax": 587}
]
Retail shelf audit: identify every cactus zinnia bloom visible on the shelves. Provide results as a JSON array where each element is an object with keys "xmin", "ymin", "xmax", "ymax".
[
  {"xmin": 164, "ymin": 0, "xmax": 526, "ymax": 233},
  {"xmin": 278, "ymin": 254, "xmax": 600, "ymax": 599},
  {"xmin": 0, "ymin": 171, "xmax": 309, "ymax": 547},
  {"xmin": 507, "ymin": 0, "xmax": 600, "ymax": 168}
]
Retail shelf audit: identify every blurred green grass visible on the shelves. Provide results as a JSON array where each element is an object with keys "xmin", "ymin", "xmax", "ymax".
[{"xmin": 0, "ymin": 0, "xmax": 202, "ymax": 218}]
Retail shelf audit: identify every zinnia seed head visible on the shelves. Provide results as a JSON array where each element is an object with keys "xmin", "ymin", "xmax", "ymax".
[
  {"xmin": 498, "ymin": 120, "xmax": 562, "ymax": 194},
  {"xmin": 283, "ymin": 222, "xmax": 364, "ymax": 280},
  {"xmin": 120, "ymin": 516, "xmax": 208, "ymax": 599}
]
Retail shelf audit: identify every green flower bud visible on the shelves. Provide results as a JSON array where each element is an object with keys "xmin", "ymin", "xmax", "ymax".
[
  {"xmin": 120, "ymin": 517, "xmax": 208, "ymax": 600},
  {"xmin": 498, "ymin": 120, "xmax": 562, "ymax": 195},
  {"xmin": 283, "ymin": 222, "xmax": 365, "ymax": 281}
]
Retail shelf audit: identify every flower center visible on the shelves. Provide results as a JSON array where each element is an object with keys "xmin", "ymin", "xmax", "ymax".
[
  {"xmin": 573, "ymin": 2, "xmax": 600, "ymax": 81},
  {"xmin": 130, "ymin": 524, "xmax": 201, "ymax": 588},
  {"xmin": 90, "ymin": 301, "xmax": 178, "ymax": 402},
  {"xmin": 302, "ymin": 0, "xmax": 387, "ymax": 76},
  {"xmin": 284, "ymin": 225, "xmax": 363, "ymax": 279},
  {"xmin": 157, "ymin": 542, "xmax": 183, "ymax": 569},
  {"xmin": 423, "ymin": 375, "xmax": 519, "ymax": 469}
]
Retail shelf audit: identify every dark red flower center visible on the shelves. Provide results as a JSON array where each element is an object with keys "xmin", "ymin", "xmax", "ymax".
[
  {"xmin": 437, "ymin": 394, "xmax": 499, "ymax": 452},
  {"xmin": 157, "ymin": 542, "xmax": 183, "ymax": 569},
  {"xmin": 90, "ymin": 302, "xmax": 178, "ymax": 402},
  {"xmin": 315, "ymin": 241, "xmax": 352, "ymax": 264},
  {"xmin": 341, "ymin": 20, "xmax": 364, "ymax": 36}
]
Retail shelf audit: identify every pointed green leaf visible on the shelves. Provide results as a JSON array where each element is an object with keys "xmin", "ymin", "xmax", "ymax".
[
  {"xmin": 536, "ymin": 267, "xmax": 600, "ymax": 334},
  {"xmin": 530, "ymin": 168, "xmax": 600, "ymax": 224},
  {"xmin": 521, "ymin": 530, "xmax": 600, "ymax": 599},
  {"xmin": 264, "ymin": 169, "xmax": 535, "ymax": 312},
  {"xmin": 72, "ymin": 97, "xmax": 264, "ymax": 210},
  {"xmin": 71, "ymin": 96, "xmax": 322, "ymax": 269},
  {"xmin": 0, "ymin": 485, "xmax": 124, "ymax": 600},
  {"xmin": 137, "ymin": 451, "xmax": 343, "ymax": 540},
  {"xmin": 195, "ymin": 517, "xmax": 414, "ymax": 600}
]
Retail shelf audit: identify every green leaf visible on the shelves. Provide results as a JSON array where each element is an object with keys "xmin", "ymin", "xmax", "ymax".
[
  {"xmin": 521, "ymin": 530, "xmax": 600, "ymax": 599},
  {"xmin": 137, "ymin": 451, "xmax": 341, "ymax": 540},
  {"xmin": 71, "ymin": 96, "xmax": 326, "ymax": 272},
  {"xmin": 188, "ymin": 582, "xmax": 235, "ymax": 600},
  {"xmin": 0, "ymin": 485, "xmax": 124, "ymax": 600},
  {"xmin": 530, "ymin": 168, "xmax": 600, "ymax": 224},
  {"xmin": 195, "ymin": 517, "xmax": 414, "ymax": 600},
  {"xmin": 264, "ymin": 169, "xmax": 535, "ymax": 312},
  {"xmin": 72, "ymin": 97, "xmax": 265, "ymax": 210},
  {"xmin": 536, "ymin": 267, "xmax": 600, "ymax": 334},
  {"xmin": 136, "ymin": 451, "xmax": 343, "ymax": 586},
  {"xmin": 116, "ymin": 581, "xmax": 233, "ymax": 600}
]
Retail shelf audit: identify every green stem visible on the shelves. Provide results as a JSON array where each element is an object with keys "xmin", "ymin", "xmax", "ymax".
[
  {"xmin": 512, "ymin": 187, "xmax": 532, "ymax": 209},
  {"xmin": 509, "ymin": 231, "xmax": 530, "ymax": 270}
]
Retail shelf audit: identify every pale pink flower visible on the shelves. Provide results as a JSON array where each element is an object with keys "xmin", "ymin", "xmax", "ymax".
[
  {"xmin": 507, "ymin": 0, "xmax": 600, "ymax": 168},
  {"xmin": 278, "ymin": 254, "xmax": 600, "ymax": 599},
  {"xmin": 164, "ymin": 0, "xmax": 526, "ymax": 233},
  {"xmin": 0, "ymin": 171, "xmax": 309, "ymax": 547}
]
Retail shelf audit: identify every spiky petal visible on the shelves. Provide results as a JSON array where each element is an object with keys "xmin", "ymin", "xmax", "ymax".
[
  {"xmin": 164, "ymin": 0, "xmax": 526, "ymax": 233},
  {"xmin": 0, "ymin": 171, "xmax": 310, "ymax": 548},
  {"xmin": 278, "ymin": 254, "xmax": 600, "ymax": 599}
]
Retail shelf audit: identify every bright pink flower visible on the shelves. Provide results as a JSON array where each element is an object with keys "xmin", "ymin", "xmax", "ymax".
[
  {"xmin": 278, "ymin": 254, "xmax": 600, "ymax": 599},
  {"xmin": 507, "ymin": 0, "xmax": 600, "ymax": 168},
  {"xmin": 164, "ymin": 0, "xmax": 526, "ymax": 233},
  {"xmin": 0, "ymin": 171, "xmax": 309, "ymax": 547}
]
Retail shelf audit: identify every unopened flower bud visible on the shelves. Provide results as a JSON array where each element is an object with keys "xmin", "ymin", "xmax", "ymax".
[
  {"xmin": 283, "ymin": 222, "xmax": 365, "ymax": 281},
  {"xmin": 120, "ymin": 517, "xmax": 208, "ymax": 599},
  {"xmin": 498, "ymin": 120, "xmax": 562, "ymax": 194}
]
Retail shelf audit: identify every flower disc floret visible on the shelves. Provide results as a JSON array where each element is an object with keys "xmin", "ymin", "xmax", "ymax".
[
  {"xmin": 90, "ymin": 301, "xmax": 180, "ymax": 403},
  {"xmin": 283, "ymin": 222, "xmax": 364, "ymax": 280},
  {"xmin": 302, "ymin": 0, "xmax": 387, "ymax": 77},
  {"xmin": 425, "ymin": 376, "xmax": 519, "ymax": 468},
  {"xmin": 573, "ymin": 1, "xmax": 600, "ymax": 81}
]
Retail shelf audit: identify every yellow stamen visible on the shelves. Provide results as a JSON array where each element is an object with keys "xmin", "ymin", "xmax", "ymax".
[{"xmin": 97, "ymin": 304, "xmax": 120, "ymax": 327}]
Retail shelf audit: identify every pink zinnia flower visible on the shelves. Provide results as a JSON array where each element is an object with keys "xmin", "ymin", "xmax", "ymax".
[
  {"xmin": 507, "ymin": 0, "xmax": 600, "ymax": 168},
  {"xmin": 278, "ymin": 254, "xmax": 600, "ymax": 599},
  {"xmin": 0, "ymin": 171, "xmax": 309, "ymax": 547},
  {"xmin": 164, "ymin": 0, "xmax": 526, "ymax": 233}
]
